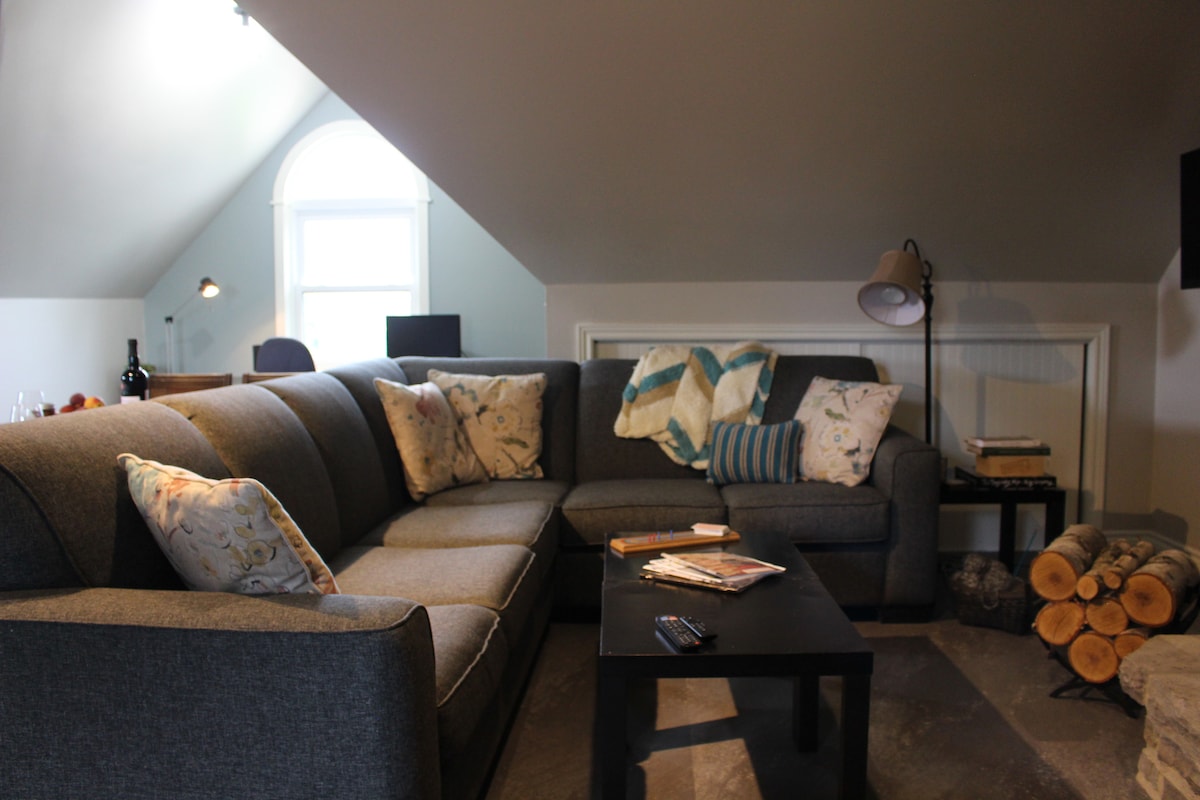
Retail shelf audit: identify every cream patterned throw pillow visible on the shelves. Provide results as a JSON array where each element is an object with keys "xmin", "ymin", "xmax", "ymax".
[
  {"xmin": 428, "ymin": 369, "xmax": 547, "ymax": 480},
  {"xmin": 118, "ymin": 454, "xmax": 339, "ymax": 594},
  {"xmin": 794, "ymin": 377, "xmax": 902, "ymax": 487},
  {"xmin": 375, "ymin": 378, "xmax": 488, "ymax": 499}
]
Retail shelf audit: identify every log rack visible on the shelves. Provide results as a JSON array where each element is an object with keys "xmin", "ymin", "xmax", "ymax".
[
  {"xmin": 1043, "ymin": 642, "xmax": 1141, "ymax": 718},
  {"xmin": 1042, "ymin": 587, "xmax": 1199, "ymax": 718}
]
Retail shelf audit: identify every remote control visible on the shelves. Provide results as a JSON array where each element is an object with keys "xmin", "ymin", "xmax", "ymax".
[
  {"xmin": 655, "ymin": 614, "xmax": 702, "ymax": 651},
  {"xmin": 680, "ymin": 615, "xmax": 715, "ymax": 641}
]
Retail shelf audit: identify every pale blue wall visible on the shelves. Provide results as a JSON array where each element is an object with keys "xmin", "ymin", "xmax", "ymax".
[{"xmin": 144, "ymin": 92, "xmax": 546, "ymax": 375}]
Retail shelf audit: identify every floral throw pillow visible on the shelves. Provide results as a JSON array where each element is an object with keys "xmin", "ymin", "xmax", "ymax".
[
  {"xmin": 118, "ymin": 453, "xmax": 339, "ymax": 595},
  {"xmin": 428, "ymin": 369, "xmax": 546, "ymax": 480},
  {"xmin": 794, "ymin": 377, "xmax": 902, "ymax": 487},
  {"xmin": 374, "ymin": 378, "xmax": 488, "ymax": 500}
]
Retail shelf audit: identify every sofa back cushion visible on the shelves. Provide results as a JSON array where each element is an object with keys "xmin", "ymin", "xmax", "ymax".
[
  {"xmin": 576, "ymin": 359, "xmax": 698, "ymax": 482},
  {"xmin": 0, "ymin": 401, "xmax": 229, "ymax": 590},
  {"xmin": 326, "ymin": 358, "xmax": 413, "ymax": 508},
  {"xmin": 758, "ymin": 355, "xmax": 880, "ymax": 423},
  {"xmin": 256, "ymin": 372, "xmax": 395, "ymax": 548},
  {"xmin": 155, "ymin": 385, "xmax": 342, "ymax": 561},
  {"xmin": 576, "ymin": 355, "xmax": 881, "ymax": 482},
  {"xmin": 396, "ymin": 357, "xmax": 579, "ymax": 484}
]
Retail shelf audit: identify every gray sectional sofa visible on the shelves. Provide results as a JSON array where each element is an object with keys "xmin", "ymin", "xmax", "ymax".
[{"xmin": 0, "ymin": 352, "xmax": 939, "ymax": 799}]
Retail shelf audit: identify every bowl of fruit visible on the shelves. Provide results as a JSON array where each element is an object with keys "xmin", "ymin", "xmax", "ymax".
[{"xmin": 59, "ymin": 392, "xmax": 105, "ymax": 414}]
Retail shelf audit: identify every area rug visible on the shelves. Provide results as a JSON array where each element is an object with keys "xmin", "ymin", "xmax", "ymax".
[{"xmin": 486, "ymin": 626, "xmax": 1084, "ymax": 800}]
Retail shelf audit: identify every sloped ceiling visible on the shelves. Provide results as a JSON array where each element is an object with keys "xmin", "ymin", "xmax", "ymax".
[
  {"xmin": 239, "ymin": 0, "xmax": 1200, "ymax": 284},
  {"xmin": 0, "ymin": 0, "xmax": 326, "ymax": 298}
]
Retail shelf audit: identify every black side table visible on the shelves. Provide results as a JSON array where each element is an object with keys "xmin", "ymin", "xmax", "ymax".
[{"xmin": 939, "ymin": 482, "xmax": 1067, "ymax": 571}]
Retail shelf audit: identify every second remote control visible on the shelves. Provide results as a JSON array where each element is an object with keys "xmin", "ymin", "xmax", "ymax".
[
  {"xmin": 680, "ymin": 616, "xmax": 715, "ymax": 640},
  {"xmin": 656, "ymin": 615, "xmax": 702, "ymax": 650}
]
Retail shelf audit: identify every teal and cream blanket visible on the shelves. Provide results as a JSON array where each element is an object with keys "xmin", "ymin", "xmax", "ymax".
[{"xmin": 614, "ymin": 342, "xmax": 777, "ymax": 468}]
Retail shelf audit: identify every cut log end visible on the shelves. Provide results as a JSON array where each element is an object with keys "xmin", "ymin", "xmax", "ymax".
[
  {"xmin": 1075, "ymin": 575, "xmax": 1103, "ymax": 601},
  {"xmin": 1085, "ymin": 596, "xmax": 1129, "ymax": 636},
  {"xmin": 1034, "ymin": 600, "xmax": 1086, "ymax": 646},
  {"xmin": 1031, "ymin": 552, "xmax": 1083, "ymax": 601},
  {"xmin": 1067, "ymin": 631, "xmax": 1119, "ymax": 684},
  {"xmin": 1120, "ymin": 550, "xmax": 1200, "ymax": 628},
  {"xmin": 1113, "ymin": 628, "xmax": 1150, "ymax": 660}
]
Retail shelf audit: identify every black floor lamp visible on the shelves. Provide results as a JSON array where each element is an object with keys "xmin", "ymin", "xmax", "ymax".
[
  {"xmin": 164, "ymin": 277, "xmax": 220, "ymax": 373},
  {"xmin": 857, "ymin": 239, "xmax": 935, "ymax": 444}
]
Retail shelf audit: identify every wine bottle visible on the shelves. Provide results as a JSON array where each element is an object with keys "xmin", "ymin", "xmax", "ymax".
[{"xmin": 120, "ymin": 339, "xmax": 149, "ymax": 403}]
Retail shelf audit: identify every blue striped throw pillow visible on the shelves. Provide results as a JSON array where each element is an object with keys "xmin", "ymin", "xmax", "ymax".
[{"xmin": 706, "ymin": 420, "xmax": 801, "ymax": 485}]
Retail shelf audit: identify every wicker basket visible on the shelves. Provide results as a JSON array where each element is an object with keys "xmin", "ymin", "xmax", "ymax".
[{"xmin": 953, "ymin": 577, "xmax": 1033, "ymax": 635}]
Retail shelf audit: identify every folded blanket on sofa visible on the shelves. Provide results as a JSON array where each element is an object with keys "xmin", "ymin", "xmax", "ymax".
[{"xmin": 614, "ymin": 342, "xmax": 777, "ymax": 468}]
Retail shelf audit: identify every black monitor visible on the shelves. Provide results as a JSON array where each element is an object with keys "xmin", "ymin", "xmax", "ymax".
[
  {"xmin": 1183, "ymin": 147, "xmax": 1200, "ymax": 290},
  {"xmin": 386, "ymin": 314, "xmax": 462, "ymax": 357}
]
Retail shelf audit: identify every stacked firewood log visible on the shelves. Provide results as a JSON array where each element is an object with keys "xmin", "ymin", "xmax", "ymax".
[{"xmin": 1030, "ymin": 524, "xmax": 1199, "ymax": 683}]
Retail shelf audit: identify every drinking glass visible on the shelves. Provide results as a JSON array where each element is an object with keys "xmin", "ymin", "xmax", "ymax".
[{"xmin": 12, "ymin": 390, "xmax": 46, "ymax": 421}]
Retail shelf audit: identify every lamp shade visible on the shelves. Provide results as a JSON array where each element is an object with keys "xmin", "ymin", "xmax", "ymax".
[
  {"xmin": 199, "ymin": 277, "xmax": 220, "ymax": 299},
  {"xmin": 857, "ymin": 249, "xmax": 925, "ymax": 326}
]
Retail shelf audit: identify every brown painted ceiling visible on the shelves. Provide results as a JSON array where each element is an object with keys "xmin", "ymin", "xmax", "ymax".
[
  {"xmin": 3, "ymin": 2, "xmax": 1199, "ymax": 297},
  {"xmin": 239, "ymin": 0, "xmax": 1200, "ymax": 285}
]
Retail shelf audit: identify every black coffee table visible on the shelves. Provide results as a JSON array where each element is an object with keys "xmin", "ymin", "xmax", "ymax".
[{"xmin": 596, "ymin": 531, "xmax": 873, "ymax": 799}]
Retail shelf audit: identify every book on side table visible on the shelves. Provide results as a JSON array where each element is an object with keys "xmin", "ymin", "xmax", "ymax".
[{"xmin": 954, "ymin": 466, "xmax": 1057, "ymax": 489}]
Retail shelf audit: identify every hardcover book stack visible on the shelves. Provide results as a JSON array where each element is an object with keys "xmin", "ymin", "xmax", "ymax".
[{"xmin": 956, "ymin": 435, "xmax": 1056, "ymax": 489}]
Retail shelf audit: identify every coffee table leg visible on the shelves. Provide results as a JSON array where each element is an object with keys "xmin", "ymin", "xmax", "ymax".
[
  {"xmin": 793, "ymin": 673, "xmax": 820, "ymax": 751},
  {"xmin": 840, "ymin": 673, "xmax": 871, "ymax": 800},
  {"xmin": 596, "ymin": 660, "xmax": 628, "ymax": 800}
]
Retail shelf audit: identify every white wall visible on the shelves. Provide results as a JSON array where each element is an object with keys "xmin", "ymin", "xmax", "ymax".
[
  {"xmin": 144, "ymin": 92, "xmax": 546, "ymax": 377},
  {"xmin": 1152, "ymin": 253, "xmax": 1200, "ymax": 550},
  {"xmin": 0, "ymin": 298, "xmax": 145, "ymax": 415},
  {"xmin": 547, "ymin": 279, "xmax": 1160, "ymax": 544}
]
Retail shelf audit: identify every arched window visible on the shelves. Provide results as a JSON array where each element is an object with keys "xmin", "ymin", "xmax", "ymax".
[{"xmin": 273, "ymin": 120, "xmax": 429, "ymax": 369}]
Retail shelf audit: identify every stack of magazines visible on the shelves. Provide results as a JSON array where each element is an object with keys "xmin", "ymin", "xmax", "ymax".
[{"xmin": 640, "ymin": 551, "xmax": 786, "ymax": 592}]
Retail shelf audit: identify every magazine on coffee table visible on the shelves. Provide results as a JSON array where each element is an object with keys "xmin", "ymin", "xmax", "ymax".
[{"xmin": 640, "ymin": 551, "xmax": 786, "ymax": 592}]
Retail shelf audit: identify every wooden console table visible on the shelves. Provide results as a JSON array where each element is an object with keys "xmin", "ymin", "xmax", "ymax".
[
  {"xmin": 147, "ymin": 373, "xmax": 233, "ymax": 398},
  {"xmin": 940, "ymin": 482, "xmax": 1067, "ymax": 572}
]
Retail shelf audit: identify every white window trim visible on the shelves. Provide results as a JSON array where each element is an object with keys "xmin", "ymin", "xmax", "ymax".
[{"xmin": 272, "ymin": 120, "xmax": 431, "ymax": 338}]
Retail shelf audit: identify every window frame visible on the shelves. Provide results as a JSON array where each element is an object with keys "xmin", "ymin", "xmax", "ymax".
[{"xmin": 272, "ymin": 120, "xmax": 430, "ymax": 351}]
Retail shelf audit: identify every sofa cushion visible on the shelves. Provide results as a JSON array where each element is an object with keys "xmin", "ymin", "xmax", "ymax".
[
  {"xmin": 397, "ymin": 357, "xmax": 579, "ymax": 483},
  {"xmin": 757, "ymin": 355, "xmax": 881, "ymax": 423},
  {"xmin": 359, "ymin": 501, "xmax": 556, "ymax": 585},
  {"xmin": 256, "ymin": 372, "xmax": 394, "ymax": 548},
  {"xmin": 575, "ymin": 360, "xmax": 699, "ymax": 482},
  {"xmin": 362, "ymin": 501, "xmax": 551, "ymax": 548},
  {"xmin": 328, "ymin": 544, "xmax": 539, "ymax": 643},
  {"xmin": 118, "ymin": 454, "xmax": 339, "ymax": 594},
  {"xmin": 326, "ymin": 357, "xmax": 413, "ymax": 508},
  {"xmin": 428, "ymin": 369, "xmax": 547, "ymax": 480},
  {"xmin": 425, "ymin": 604, "xmax": 509, "ymax": 758},
  {"xmin": 720, "ymin": 481, "xmax": 890, "ymax": 544},
  {"xmin": 562, "ymin": 479, "xmax": 726, "ymax": 547},
  {"xmin": 0, "ymin": 401, "xmax": 230, "ymax": 590},
  {"xmin": 706, "ymin": 420, "xmax": 800, "ymax": 485},
  {"xmin": 374, "ymin": 378, "xmax": 488, "ymax": 501},
  {"xmin": 422, "ymin": 479, "xmax": 571, "ymax": 508},
  {"xmin": 794, "ymin": 376, "xmax": 901, "ymax": 486},
  {"xmin": 154, "ymin": 384, "xmax": 343, "ymax": 560}
]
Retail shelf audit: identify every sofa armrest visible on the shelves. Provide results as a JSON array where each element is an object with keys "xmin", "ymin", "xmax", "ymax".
[
  {"xmin": 0, "ymin": 588, "xmax": 441, "ymax": 800},
  {"xmin": 869, "ymin": 426, "xmax": 942, "ymax": 610}
]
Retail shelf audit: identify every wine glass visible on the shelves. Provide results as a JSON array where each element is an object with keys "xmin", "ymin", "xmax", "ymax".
[{"xmin": 12, "ymin": 390, "xmax": 45, "ymax": 421}]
